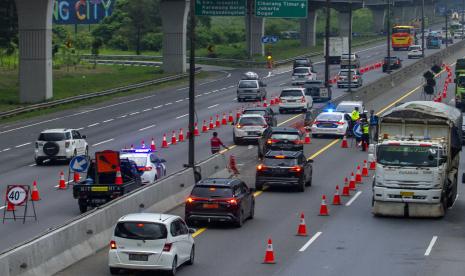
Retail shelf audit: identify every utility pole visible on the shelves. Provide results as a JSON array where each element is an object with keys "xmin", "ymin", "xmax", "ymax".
[
  {"xmin": 347, "ymin": 1, "xmax": 353, "ymax": 94},
  {"xmin": 325, "ymin": 0, "xmax": 330, "ymax": 87},
  {"xmin": 188, "ymin": 0, "xmax": 196, "ymax": 168},
  {"xmin": 421, "ymin": 0, "xmax": 425, "ymax": 57},
  {"xmin": 462, "ymin": 0, "xmax": 464, "ymax": 39},
  {"xmin": 247, "ymin": 0, "xmax": 253, "ymax": 59},
  {"xmin": 386, "ymin": 0, "xmax": 391, "ymax": 73},
  {"xmin": 445, "ymin": 4, "xmax": 449, "ymax": 48}
]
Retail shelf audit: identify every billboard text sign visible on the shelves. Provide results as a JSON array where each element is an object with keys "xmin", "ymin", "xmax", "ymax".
[{"xmin": 53, "ymin": 0, "xmax": 115, "ymax": 25}]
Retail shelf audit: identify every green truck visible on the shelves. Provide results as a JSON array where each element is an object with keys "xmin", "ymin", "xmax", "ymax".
[{"xmin": 454, "ymin": 58, "xmax": 465, "ymax": 110}]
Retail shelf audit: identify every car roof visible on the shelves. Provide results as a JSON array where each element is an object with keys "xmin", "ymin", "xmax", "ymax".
[
  {"xmin": 243, "ymin": 107, "xmax": 269, "ymax": 111},
  {"xmin": 239, "ymin": 114, "xmax": 265, "ymax": 118},
  {"xmin": 294, "ymin": 66, "xmax": 311, "ymax": 70},
  {"xmin": 120, "ymin": 153, "xmax": 151, "ymax": 158},
  {"xmin": 269, "ymin": 127, "xmax": 300, "ymax": 133},
  {"xmin": 196, "ymin": 178, "xmax": 240, "ymax": 187},
  {"xmin": 281, "ymin": 88, "xmax": 305, "ymax": 92},
  {"xmin": 338, "ymin": 101, "xmax": 363, "ymax": 106},
  {"xmin": 265, "ymin": 150, "xmax": 302, "ymax": 158},
  {"xmin": 118, "ymin": 213, "xmax": 177, "ymax": 223},
  {"xmin": 41, "ymin": 128, "xmax": 71, "ymax": 133},
  {"xmin": 317, "ymin": 111, "xmax": 345, "ymax": 117}
]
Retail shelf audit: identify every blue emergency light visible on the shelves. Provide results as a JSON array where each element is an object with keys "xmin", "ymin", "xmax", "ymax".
[{"xmin": 121, "ymin": 148, "xmax": 154, "ymax": 153}]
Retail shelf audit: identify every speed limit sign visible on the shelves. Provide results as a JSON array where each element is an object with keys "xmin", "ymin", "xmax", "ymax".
[{"xmin": 6, "ymin": 186, "xmax": 28, "ymax": 205}]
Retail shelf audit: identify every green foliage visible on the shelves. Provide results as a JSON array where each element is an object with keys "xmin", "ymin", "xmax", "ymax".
[
  {"xmin": 74, "ymin": 32, "xmax": 93, "ymax": 50},
  {"xmin": 141, "ymin": 33, "xmax": 163, "ymax": 51}
]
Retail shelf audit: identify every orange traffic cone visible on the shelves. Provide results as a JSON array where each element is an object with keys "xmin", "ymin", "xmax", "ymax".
[
  {"xmin": 209, "ymin": 116, "xmax": 215, "ymax": 130},
  {"xmin": 263, "ymin": 98, "xmax": 268, "ymax": 107},
  {"xmin": 369, "ymin": 160, "xmax": 376, "ymax": 170},
  {"xmin": 194, "ymin": 123, "xmax": 200, "ymax": 136},
  {"xmin": 228, "ymin": 111, "xmax": 234, "ymax": 123},
  {"xmin": 355, "ymin": 166, "xmax": 362, "ymax": 183},
  {"xmin": 342, "ymin": 177, "xmax": 350, "ymax": 197},
  {"xmin": 349, "ymin": 172, "xmax": 356, "ymax": 190},
  {"xmin": 115, "ymin": 167, "xmax": 123, "ymax": 185},
  {"xmin": 31, "ymin": 180, "xmax": 41, "ymax": 201},
  {"xmin": 58, "ymin": 171, "xmax": 66, "ymax": 190},
  {"xmin": 73, "ymin": 171, "xmax": 80, "ymax": 183},
  {"xmin": 304, "ymin": 131, "xmax": 311, "ymax": 144},
  {"xmin": 319, "ymin": 195, "xmax": 329, "ymax": 216},
  {"xmin": 161, "ymin": 134, "xmax": 169, "ymax": 148},
  {"xmin": 263, "ymin": 238, "xmax": 276, "ymax": 264},
  {"xmin": 6, "ymin": 201, "xmax": 15, "ymax": 211},
  {"xmin": 270, "ymin": 98, "xmax": 275, "ymax": 105},
  {"xmin": 236, "ymin": 108, "xmax": 241, "ymax": 120},
  {"xmin": 179, "ymin": 128, "xmax": 185, "ymax": 142},
  {"xmin": 362, "ymin": 160, "xmax": 369, "ymax": 177},
  {"xmin": 296, "ymin": 212, "xmax": 308, "ymax": 236},
  {"xmin": 150, "ymin": 137, "xmax": 156, "ymax": 151},
  {"xmin": 215, "ymin": 114, "xmax": 221, "ymax": 128},
  {"xmin": 341, "ymin": 135, "xmax": 348, "ymax": 148},
  {"xmin": 171, "ymin": 131, "xmax": 177, "ymax": 145},
  {"xmin": 332, "ymin": 185, "xmax": 342, "ymax": 205},
  {"xmin": 202, "ymin": 120, "xmax": 208, "ymax": 132},
  {"xmin": 221, "ymin": 113, "xmax": 227, "ymax": 125}
]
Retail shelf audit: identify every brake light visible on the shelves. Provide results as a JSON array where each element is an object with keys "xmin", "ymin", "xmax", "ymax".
[
  {"xmin": 236, "ymin": 124, "xmax": 242, "ymax": 129},
  {"xmin": 163, "ymin": 243, "xmax": 172, "ymax": 252},
  {"xmin": 139, "ymin": 166, "xmax": 153, "ymax": 171},
  {"xmin": 290, "ymin": 166, "xmax": 302, "ymax": 172},
  {"xmin": 275, "ymin": 155, "xmax": 285, "ymax": 159},
  {"xmin": 293, "ymin": 140, "xmax": 302, "ymax": 144},
  {"xmin": 228, "ymin": 198, "xmax": 238, "ymax": 205},
  {"xmin": 110, "ymin": 240, "xmax": 117, "ymax": 250},
  {"xmin": 419, "ymin": 143, "xmax": 432, "ymax": 147},
  {"xmin": 267, "ymin": 139, "xmax": 278, "ymax": 144},
  {"xmin": 257, "ymin": 164, "xmax": 266, "ymax": 171},
  {"xmin": 301, "ymin": 96, "xmax": 306, "ymax": 103},
  {"xmin": 65, "ymin": 141, "xmax": 70, "ymax": 148},
  {"xmin": 336, "ymin": 122, "xmax": 345, "ymax": 125},
  {"xmin": 186, "ymin": 197, "xmax": 194, "ymax": 203},
  {"xmin": 263, "ymin": 124, "xmax": 268, "ymax": 128},
  {"xmin": 313, "ymin": 121, "xmax": 321, "ymax": 125},
  {"xmin": 352, "ymin": 76, "xmax": 358, "ymax": 80}
]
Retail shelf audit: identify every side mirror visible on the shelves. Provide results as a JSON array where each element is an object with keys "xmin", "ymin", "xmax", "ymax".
[
  {"xmin": 188, "ymin": 228, "xmax": 196, "ymax": 234},
  {"xmin": 82, "ymin": 135, "xmax": 87, "ymax": 139}
]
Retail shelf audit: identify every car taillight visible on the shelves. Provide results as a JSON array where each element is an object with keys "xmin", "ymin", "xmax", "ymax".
[
  {"xmin": 313, "ymin": 121, "xmax": 321, "ymax": 125},
  {"xmin": 352, "ymin": 76, "xmax": 358, "ymax": 80},
  {"xmin": 290, "ymin": 166, "xmax": 302, "ymax": 172},
  {"xmin": 292, "ymin": 140, "xmax": 302, "ymax": 144},
  {"xmin": 267, "ymin": 139, "xmax": 278, "ymax": 144},
  {"xmin": 336, "ymin": 122, "xmax": 345, "ymax": 125},
  {"xmin": 110, "ymin": 240, "xmax": 117, "ymax": 250},
  {"xmin": 65, "ymin": 141, "xmax": 70, "ymax": 148},
  {"xmin": 163, "ymin": 243, "xmax": 172, "ymax": 252},
  {"xmin": 257, "ymin": 164, "xmax": 266, "ymax": 171},
  {"xmin": 301, "ymin": 96, "xmax": 306, "ymax": 103},
  {"xmin": 144, "ymin": 166, "xmax": 152, "ymax": 171},
  {"xmin": 228, "ymin": 198, "xmax": 237, "ymax": 205},
  {"xmin": 186, "ymin": 197, "xmax": 195, "ymax": 204},
  {"xmin": 396, "ymin": 60, "xmax": 400, "ymax": 64}
]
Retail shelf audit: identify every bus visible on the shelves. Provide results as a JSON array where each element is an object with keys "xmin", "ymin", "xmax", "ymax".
[{"xmin": 391, "ymin": 25, "xmax": 416, "ymax": 50}]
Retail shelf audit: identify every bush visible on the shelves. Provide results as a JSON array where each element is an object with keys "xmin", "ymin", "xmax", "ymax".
[
  {"xmin": 108, "ymin": 35, "xmax": 129, "ymax": 51},
  {"xmin": 141, "ymin": 32, "xmax": 163, "ymax": 51},
  {"xmin": 74, "ymin": 32, "xmax": 93, "ymax": 50}
]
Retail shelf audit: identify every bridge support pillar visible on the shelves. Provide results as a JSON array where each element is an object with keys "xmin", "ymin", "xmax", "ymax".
[
  {"xmin": 300, "ymin": 9, "xmax": 317, "ymax": 47},
  {"xmin": 425, "ymin": 5, "xmax": 435, "ymax": 24},
  {"xmin": 160, "ymin": 0, "xmax": 189, "ymax": 73},
  {"xmin": 15, "ymin": 0, "xmax": 53, "ymax": 103},
  {"xmin": 392, "ymin": 6, "xmax": 405, "ymax": 25},
  {"xmin": 338, "ymin": 11, "xmax": 352, "ymax": 38},
  {"xmin": 245, "ymin": 13, "xmax": 265, "ymax": 56},
  {"xmin": 370, "ymin": 7, "xmax": 386, "ymax": 34}
]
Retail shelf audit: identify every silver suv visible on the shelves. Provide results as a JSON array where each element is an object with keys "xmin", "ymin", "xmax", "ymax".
[
  {"xmin": 34, "ymin": 128, "xmax": 88, "ymax": 165},
  {"xmin": 237, "ymin": 79, "xmax": 267, "ymax": 102},
  {"xmin": 340, "ymin": 53, "xmax": 360, "ymax": 69}
]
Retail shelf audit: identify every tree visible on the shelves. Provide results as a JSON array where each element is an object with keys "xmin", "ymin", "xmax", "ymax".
[
  {"xmin": 0, "ymin": 0, "xmax": 18, "ymax": 48},
  {"xmin": 91, "ymin": 38, "xmax": 103, "ymax": 69},
  {"xmin": 126, "ymin": 0, "xmax": 151, "ymax": 55}
]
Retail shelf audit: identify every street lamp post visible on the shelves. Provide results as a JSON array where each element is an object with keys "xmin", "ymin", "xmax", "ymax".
[
  {"xmin": 188, "ymin": 0, "xmax": 196, "ymax": 167},
  {"xmin": 386, "ymin": 0, "xmax": 391, "ymax": 73},
  {"xmin": 325, "ymin": 0, "xmax": 331, "ymax": 88},
  {"xmin": 462, "ymin": 0, "xmax": 464, "ymax": 39},
  {"xmin": 421, "ymin": 0, "xmax": 425, "ymax": 57},
  {"xmin": 347, "ymin": 1, "xmax": 353, "ymax": 94},
  {"xmin": 445, "ymin": 4, "xmax": 449, "ymax": 48}
]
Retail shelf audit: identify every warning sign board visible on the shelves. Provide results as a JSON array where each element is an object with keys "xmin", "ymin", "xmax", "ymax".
[
  {"xmin": 95, "ymin": 150, "xmax": 120, "ymax": 173},
  {"xmin": 6, "ymin": 185, "xmax": 28, "ymax": 205}
]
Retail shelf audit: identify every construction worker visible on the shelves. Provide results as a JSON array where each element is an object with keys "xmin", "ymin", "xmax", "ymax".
[
  {"xmin": 349, "ymin": 106, "xmax": 360, "ymax": 136},
  {"xmin": 369, "ymin": 109, "xmax": 379, "ymax": 142},
  {"xmin": 210, "ymin": 132, "xmax": 228, "ymax": 154},
  {"xmin": 361, "ymin": 117, "xmax": 370, "ymax": 151}
]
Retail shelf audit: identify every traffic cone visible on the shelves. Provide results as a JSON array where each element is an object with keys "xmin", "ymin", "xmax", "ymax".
[
  {"xmin": 341, "ymin": 135, "xmax": 348, "ymax": 148},
  {"xmin": 178, "ymin": 129, "xmax": 185, "ymax": 142},
  {"xmin": 6, "ymin": 201, "xmax": 15, "ymax": 211},
  {"xmin": 171, "ymin": 131, "xmax": 177, "ymax": 145},
  {"xmin": 296, "ymin": 212, "xmax": 308, "ymax": 236},
  {"xmin": 209, "ymin": 117, "xmax": 215, "ymax": 130},
  {"xmin": 362, "ymin": 160, "xmax": 369, "ymax": 177},
  {"xmin": 161, "ymin": 134, "xmax": 169, "ymax": 148},
  {"xmin": 263, "ymin": 98, "xmax": 268, "ymax": 107},
  {"xmin": 236, "ymin": 108, "xmax": 241, "ymax": 120},
  {"xmin": 270, "ymin": 98, "xmax": 275, "ymax": 106},
  {"xmin": 194, "ymin": 123, "xmax": 200, "ymax": 136},
  {"xmin": 215, "ymin": 114, "xmax": 221, "ymax": 128},
  {"xmin": 115, "ymin": 167, "xmax": 123, "ymax": 185},
  {"xmin": 141, "ymin": 140, "xmax": 146, "ymax": 148},
  {"xmin": 221, "ymin": 113, "xmax": 227, "ymax": 125},
  {"xmin": 73, "ymin": 171, "xmax": 80, "ymax": 183},
  {"xmin": 31, "ymin": 180, "xmax": 41, "ymax": 201},
  {"xmin": 130, "ymin": 144, "xmax": 134, "ymax": 150},
  {"xmin": 342, "ymin": 177, "xmax": 350, "ymax": 197},
  {"xmin": 58, "ymin": 171, "xmax": 66, "ymax": 190},
  {"xmin": 202, "ymin": 120, "xmax": 208, "ymax": 132},
  {"xmin": 332, "ymin": 186, "xmax": 342, "ymax": 205},
  {"xmin": 355, "ymin": 166, "xmax": 362, "ymax": 183},
  {"xmin": 150, "ymin": 137, "xmax": 156, "ymax": 151},
  {"xmin": 369, "ymin": 160, "xmax": 376, "ymax": 170},
  {"xmin": 319, "ymin": 195, "xmax": 329, "ymax": 216},
  {"xmin": 228, "ymin": 111, "xmax": 234, "ymax": 123},
  {"xmin": 263, "ymin": 238, "xmax": 276, "ymax": 264},
  {"xmin": 304, "ymin": 131, "xmax": 311, "ymax": 144},
  {"xmin": 349, "ymin": 172, "xmax": 356, "ymax": 190}
]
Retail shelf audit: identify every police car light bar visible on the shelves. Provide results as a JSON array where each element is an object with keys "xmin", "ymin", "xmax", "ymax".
[{"xmin": 121, "ymin": 148, "xmax": 153, "ymax": 153}]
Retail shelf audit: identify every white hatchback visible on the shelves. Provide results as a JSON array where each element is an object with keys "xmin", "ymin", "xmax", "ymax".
[
  {"xmin": 407, "ymin": 45, "xmax": 423, "ymax": 59},
  {"xmin": 233, "ymin": 114, "xmax": 268, "ymax": 144},
  {"xmin": 108, "ymin": 213, "xmax": 195, "ymax": 276},
  {"xmin": 279, "ymin": 88, "xmax": 313, "ymax": 113},
  {"xmin": 291, "ymin": 67, "xmax": 316, "ymax": 85}
]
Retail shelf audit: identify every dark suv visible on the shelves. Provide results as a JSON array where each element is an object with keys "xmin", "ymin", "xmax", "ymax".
[
  {"xmin": 185, "ymin": 178, "xmax": 255, "ymax": 227},
  {"xmin": 258, "ymin": 127, "xmax": 304, "ymax": 158},
  {"xmin": 293, "ymin": 58, "xmax": 312, "ymax": 69},
  {"xmin": 255, "ymin": 151, "xmax": 313, "ymax": 192},
  {"xmin": 382, "ymin": 56, "xmax": 402, "ymax": 72},
  {"xmin": 242, "ymin": 107, "xmax": 277, "ymax": 127},
  {"xmin": 303, "ymin": 80, "xmax": 332, "ymax": 102}
]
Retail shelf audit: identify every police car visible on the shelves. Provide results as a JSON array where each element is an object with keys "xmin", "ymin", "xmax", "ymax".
[
  {"xmin": 310, "ymin": 111, "xmax": 349, "ymax": 137},
  {"xmin": 120, "ymin": 148, "xmax": 167, "ymax": 185}
]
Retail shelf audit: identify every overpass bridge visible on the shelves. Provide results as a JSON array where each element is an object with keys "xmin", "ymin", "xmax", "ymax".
[{"xmin": 14, "ymin": 0, "xmax": 440, "ymax": 103}]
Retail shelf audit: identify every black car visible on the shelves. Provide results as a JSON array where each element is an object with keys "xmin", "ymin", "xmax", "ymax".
[
  {"xmin": 185, "ymin": 178, "xmax": 255, "ymax": 227},
  {"xmin": 258, "ymin": 127, "xmax": 304, "ymax": 158},
  {"xmin": 303, "ymin": 80, "xmax": 332, "ymax": 102},
  {"xmin": 242, "ymin": 107, "xmax": 277, "ymax": 127},
  {"xmin": 382, "ymin": 56, "xmax": 402, "ymax": 72},
  {"xmin": 293, "ymin": 58, "xmax": 312, "ymax": 69},
  {"xmin": 255, "ymin": 150, "xmax": 313, "ymax": 192}
]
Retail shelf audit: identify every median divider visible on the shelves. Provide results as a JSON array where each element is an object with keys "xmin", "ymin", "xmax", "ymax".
[{"xmin": 0, "ymin": 153, "xmax": 229, "ymax": 276}]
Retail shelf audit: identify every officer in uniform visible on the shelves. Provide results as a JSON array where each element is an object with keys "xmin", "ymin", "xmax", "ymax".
[
  {"xmin": 361, "ymin": 117, "xmax": 370, "ymax": 151},
  {"xmin": 369, "ymin": 109, "xmax": 379, "ymax": 142},
  {"xmin": 349, "ymin": 107, "xmax": 360, "ymax": 136},
  {"xmin": 210, "ymin": 132, "xmax": 228, "ymax": 154}
]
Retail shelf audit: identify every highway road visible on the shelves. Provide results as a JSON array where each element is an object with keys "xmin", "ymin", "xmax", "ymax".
[
  {"xmin": 0, "ymin": 31, "xmax": 459, "ymax": 255},
  {"xmin": 56, "ymin": 45, "xmax": 465, "ymax": 276}
]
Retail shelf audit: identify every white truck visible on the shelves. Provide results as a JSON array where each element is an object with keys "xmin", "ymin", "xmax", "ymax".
[
  {"xmin": 370, "ymin": 101, "xmax": 462, "ymax": 217},
  {"xmin": 324, "ymin": 37, "xmax": 349, "ymax": 64}
]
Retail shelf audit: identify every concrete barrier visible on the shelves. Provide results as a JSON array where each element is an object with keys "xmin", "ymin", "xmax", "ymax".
[{"xmin": 0, "ymin": 153, "xmax": 229, "ymax": 276}]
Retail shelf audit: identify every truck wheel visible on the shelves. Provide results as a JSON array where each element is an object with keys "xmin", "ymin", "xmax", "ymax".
[
  {"xmin": 441, "ymin": 193, "xmax": 449, "ymax": 213},
  {"xmin": 78, "ymin": 200, "xmax": 88, "ymax": 214},
  {"xmin": 109, "ymin": 267, "xmax": 120, "ymax": 275}
]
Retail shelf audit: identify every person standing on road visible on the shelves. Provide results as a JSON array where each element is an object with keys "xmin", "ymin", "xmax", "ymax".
[
  {"xmin": 369, "ymin": 109, "xmax": 379, "ymax": 143},
  {"xmin": 349, "ymin": 106, "xmax": 360, "ymax": 137},
  {"xmin": 210, "ymin": 132, "xmax": 228, "ymax": 154},
  {"xmin": 361, "ymin": 118, "xmax": 370, "ymax": 151}
]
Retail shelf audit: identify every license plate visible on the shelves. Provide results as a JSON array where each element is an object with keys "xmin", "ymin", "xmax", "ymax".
[
  {"xmin": 287, "ymin": 100, "xmax": 296, "ymax": 102},
  {"xmin": 203, "ymin": 203, "xmax": 219, "ymax": 209},
  {"xmin": 247, "ymin": 131, "xmax": 259, "ymax": 135},
  {"xmin": 91, "ymin": 186, "xmax": 109, "ymax": 192},
  {"xmin": 400, "ymin": 191, "xmax": 414, "ymax": 197},
  {"xmin": 129, "ymin": 254, "xmax": 149, "ymax": 261},
  {"xmin": 320, "ymin": 90, "xmax": 328, "ymax": 97}
]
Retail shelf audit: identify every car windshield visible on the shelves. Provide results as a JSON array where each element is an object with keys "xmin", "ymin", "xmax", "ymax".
[
  {"xmin": 384, "ymin": 57, "xmax": 398, "ymax": 61},
  {"xmin": 115, "ymin": 222, "xmax": 167, "ymax": 240},
  {"xmin": 38, "ymin": 132, "xmax": 68, "ymax": 141},
  {"xmin": 293, "ymin": 68, "xmax": 309, "ymax": 74},
  {"xmin": 392, "ymin": 27, "xmax": 412, "ymax": 34},
  {"xmin": 457, "ymin": 76, "xmax": 465, "ymax": 87},
  {"xmin": 317, "ymin": 113, "xmax": 343, "ymax": 121},
  {"xmin": 341, "ymin": 54, "xmax": 355, "ymax": 59},
  {"xmin": 410, "ymin": 46, "xmax": 421, "ymax": 50},
  {"xmin": 295, "ymin": 60, "xmax": 309, "ymax": 65},
  {"xmin": 238, "ymin": 80, "xmax": 258, "ymax": 88},
  {"xmin": 239, "ymin": 117, "xmax": 265, "ymax": 125},
  {"xmin": 243, "ymin": 110, "xmax": 267, "ymax": 116},
  {"xmin": 191, "ymin": 186, "xmax": 233, "ymax": 198},
  {"xmin": 271, "ymin": 133, "xmax": 300, "ymax": 141},
  {"xmin": 377, "ymin": 145, "xmax": 441, "ymax": 167},
  {"xmin": 281, "ymin": 90, "xmax": 303, "ymax": 97},
  {"xmin": 122, "ymin": 156, "xmax": 147, "ymax": 167},
  {"xmin": 336, "ymin": 105, "xmax": 358, "ymax": 113},
  {"xmin": 338, "ymin": 71, "xmax": 357, "ymax": 76},
  {"xmin": 264, "ymin": 158, "xmax": 298, "ymax": 166}
]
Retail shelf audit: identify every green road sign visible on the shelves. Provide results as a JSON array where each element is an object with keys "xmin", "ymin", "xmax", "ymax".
[
  {"xmin": 255, "ymin": 0, "xmax": 308, "ymax": 18},
  {"xmin": 195, "ymin": 0, "xmax": 246, "ymax": 16}
]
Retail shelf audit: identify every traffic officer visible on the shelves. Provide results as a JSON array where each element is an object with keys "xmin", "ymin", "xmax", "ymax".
[
  {"xmin": 210, "ymin": 132, "xmax": 228, "ymax": 154},
  {"xmin": 369, "ymin": 109, "xmax": 379, "ymax": 142},
  {"xmin": 349, "ymin": 106, "xmax": 360, "ymax": 136},
  {"xmin": 361, "ymin": 117, "xmax": 370, "ymax": 151}
]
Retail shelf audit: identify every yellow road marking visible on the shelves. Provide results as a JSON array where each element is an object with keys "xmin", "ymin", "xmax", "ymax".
[
  {"xmin": 192, "ymin": 227, "xmax": 207, "ymax": 238},
  {"xmin": 307, "ymin": 139, "xmax": 340, "ymax": 160},
  {"xmin": 277, "ymin": 114, "xmax": 301, "ymax": 127},
  {"xmin": 254, "ymin": 191, "xmax": 263, "ymax": 197}
]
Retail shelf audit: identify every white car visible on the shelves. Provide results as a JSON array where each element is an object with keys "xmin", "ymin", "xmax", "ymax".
[
  {"xmin": 291, "ymin": 67, "xmax": 316, "ymax": 85},
  {"xmin": 120, "ymin": 148, "xmax": 167, "ymax": 184},
  {"xmin": 408, "ymin": 45, "xmax": 423, "ymax": 59},
  {"xmin": 336, "ymin": 69, "xmax": 363, "ymax": 88},
  {"xmin": 279, "ymin": 88, "xmax": 313, "ymax": 113},
  {"xmin": 335, "ymin": 100, "xmax": 365, "ymax": 115},
  {"xmin": 311, "ymin": 112, "xmax": 349, "ymax": 137},
  {"xmin": 233, "ymin": 114, "xmax": 268, "ymax": 144},
  {"xmin": 34, "ymin": 128, "xmax": 88, "ymax": 165},
  {"xmin": 108, "ymin": 213, "xmax": 195, "ymax": 276}
]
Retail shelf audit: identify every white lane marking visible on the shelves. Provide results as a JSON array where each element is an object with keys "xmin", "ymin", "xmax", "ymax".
[
  {"xmin": 195, "ymin": 94, "xmax": 202, "ymax": 98},
  {"xmin": 264, "ymin": 71, "xmax": 272, "ymax": 78},
  {"xmin": 92, "ymin": 138, "xmax": 114, "ymax": 147},
  {"xmin": 88, "ymin": 123, "xmax": 100, "ymax": 127},
  {"xmin": 153, "ymin": 105, "xmax": 162, "ymax": 109},
  {"xmin": 204, "ymin": 92, "xmax": 211, "ymax": 95},
  {"xmin": 279, "ymin": 82, "xmax": 287, "ymax": 86},
  {"xmin": 176, "ymin": 114, "xmax": 189, "ymax": 119},
  {"xmin": 212, "ymin": 90, "xmax": 219, "ymax": 93},
  {"xmin": 0, "ymin": 117, "xmax": 61, "ymax": 135},
  {"xmin": 185, "ymin": 97, "xmax": 189, "ymax": 100},
  {"xmin": 220, "ymin": 87, "xmax": 227, "ymax": 91},
  {"xmin": 176, "ymin": 99, "xmax": 184, "ymax": 103},
  {"xmin": 129, "ymin": 112, "xmax": 140, "ymax": 116},
  {"xmin": 176, "ymin": 87, "xmax": 188, "ymax": 91},
  {"xmin": 102, "ymin": 119, "xmax": 114, "ymax": 123},
  {"xmin": 233, "ymin": 97, "xmax": 237, "ymax": 101},
  {"xmin": 76, "ymin": 127, "xmax": 84, "ymax": 131},
  {"xmin": 208, "ymin": 104, "xmax": 219, "ymax": 109},
  {"xmin": 165, "ymin": 102, "xmax": 173, "ymax": 106},
  {"xmin": 29, "ymin": 163, "xmax": 36, "ymax": 167},
  {"xmin": 247, "ymin": 145, "xmax": 254, "ymax": 149},
  {"xmin": 424, "ymin": 236, "xmax": 438, "ymax": 256},
  {"xmin": 142, "ymin": 108, "xmax": 151, "ymax": 112},
  {"xmin": 299, "ymin": 232, "xmax": 323, "ymax": 252},
  {"xmin": 139, "ymin": 124, "xmax": 156, "ymax": 131},
  {"xmin": 345, "ymin": 191, "xmax": 362, "ymax": 206},
  {"xmin": 15, "ymin": 142, "xmax": 31, "ymax": 148},
  {"xmin": 118, "ymin": 115, "xmax": 127, "ymax": 118},
  {"xmin": 0, "ymin": 206, "xmax": 4, "ymax": 210},
  {"xmin": 2, "ymin": 148, "xmax": 11, "ymax": 152},
  {"xmin": 228, "ymin": 85, "xmax": 235, "ymax": 88}
]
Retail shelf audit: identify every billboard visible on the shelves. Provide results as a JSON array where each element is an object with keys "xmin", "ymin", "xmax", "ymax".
[{"xmin": 53, "ymin": 0, "xmax": 115, "ymax": 25}]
